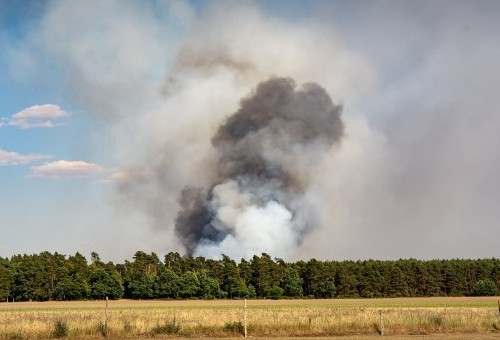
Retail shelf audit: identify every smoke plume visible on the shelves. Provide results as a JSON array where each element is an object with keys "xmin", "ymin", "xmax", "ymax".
[
  {"xmin": 175, "ymin": 77, "xmax": 343, "ymax": 258},
  {"xmin": 8, "ymin": 1, "xmax": 500, "ymax": 261}
]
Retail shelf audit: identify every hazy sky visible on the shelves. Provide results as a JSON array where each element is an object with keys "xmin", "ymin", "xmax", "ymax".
[{"xmin": 1, "ymin": 0, "xmax": 499, "ymax": 262}]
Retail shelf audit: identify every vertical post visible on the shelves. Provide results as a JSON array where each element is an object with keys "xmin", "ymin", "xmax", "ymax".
[
  {"xmin": 497, "ymin": 300, "xmax": 500, "ymax": 319},
  {"xmin": 244, "ymin": 298, "xmax": 247, "ymax": 338},
  {"xmin": 379, "ymin": 310, "xmax": 384, "ymax": 336},
  {"xmin": 105, "ymin": 296, "xmax": 109, "ymax": 337}
]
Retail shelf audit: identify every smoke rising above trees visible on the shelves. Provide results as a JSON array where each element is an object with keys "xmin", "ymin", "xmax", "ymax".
[
  {"xmin": 175, "ymin": 77, "xmax": 343, "ymax": 258},
  {"xmin": 4, "ymin": 1, "xmax": 500, "ymax": 261}
]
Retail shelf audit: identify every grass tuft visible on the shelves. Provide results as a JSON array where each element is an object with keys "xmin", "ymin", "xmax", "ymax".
[
  {"xmin": 123, "ymin": 319, "xmax": 134, "ymax": 333},
  {"xmin": 152, "ymin": 317, "xmax": 181, "ymax": 335},
  {"xmin": 8, "ymin": 331, "xmax": 27, "ymax": 340},
  {"xmin": 52, "ymin": 318, "xmax": 69, "ymax": 338},
  {"xmin": 223, "ymin": 321, "xmax": 244, "ymax": 335},
  {"xmin": 429, "ymin": 314, "xmax": 443, "ymax": 327},
  {"xmin": 96, "ymin": 321, "xmax": 108, "ymax": 337}
]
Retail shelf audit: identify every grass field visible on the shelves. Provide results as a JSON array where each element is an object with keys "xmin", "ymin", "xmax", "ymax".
[{"xmin": 1, "ymin": 297, "xmax": 499, "ymax": 339}]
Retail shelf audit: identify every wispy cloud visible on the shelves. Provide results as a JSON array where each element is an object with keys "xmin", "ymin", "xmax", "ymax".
[
  {"xmin": 0, "ymin": 148, "xmax": 51, "ymax": 166},
  {"xmin": 30, "ymin": 160, "xmax": 105, "ymax": 179},
  {"xmin": 5, "ymin": 104, "xmax": 68, "ymax": 129}
]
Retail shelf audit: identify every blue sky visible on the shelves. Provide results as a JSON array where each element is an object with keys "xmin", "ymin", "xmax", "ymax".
[{"xmin": 1, "ymin": 0, "xmax": 500, "ymax": 262}]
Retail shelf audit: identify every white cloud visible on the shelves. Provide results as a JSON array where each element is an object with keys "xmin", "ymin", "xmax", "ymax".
[
  {"xmin": 0, "ymin": 148, "xmax": 51, "ymax": 166},
  {"xmin": 6, "ymin": 104, "xmax": 67, "ymax": 129},
  {"xmin": 30, "ymin": 160, "xmax": 105, "ymax": 179}
]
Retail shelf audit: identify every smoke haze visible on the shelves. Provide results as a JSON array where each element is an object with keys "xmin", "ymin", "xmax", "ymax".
[
  {"xmin": 175, "ymin": 77, "xmax": 343, "ymax": 258},
  {"xmin": 5, "ymin": 0, "xmax": 500, "ymax": 260}
]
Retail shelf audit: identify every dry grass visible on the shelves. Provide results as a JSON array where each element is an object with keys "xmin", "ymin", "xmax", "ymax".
[{"xmin": 0, "ymin": 297, "xmax": 499, "ymax": 339}]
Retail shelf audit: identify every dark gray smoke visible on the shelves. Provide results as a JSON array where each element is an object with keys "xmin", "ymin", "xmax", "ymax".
[{"xmin": 175, "ymin": 77, "xmax": 343, "ymax": 258}]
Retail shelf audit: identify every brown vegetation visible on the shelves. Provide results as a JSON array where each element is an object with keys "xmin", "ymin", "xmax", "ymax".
[{"xmin": 0, "ymin": 297, "xmax": 499, "ymax": 339}]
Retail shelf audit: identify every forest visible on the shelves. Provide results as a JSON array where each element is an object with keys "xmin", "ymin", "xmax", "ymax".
[{"xmin": 0, "ymin": 251, "xmax": 498, "ymax": 302}]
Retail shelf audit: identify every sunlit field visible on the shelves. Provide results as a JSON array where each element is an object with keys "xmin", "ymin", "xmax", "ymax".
[{"xmin": 1, "ymin": 297, "xmax": 499, "ymax": 339}]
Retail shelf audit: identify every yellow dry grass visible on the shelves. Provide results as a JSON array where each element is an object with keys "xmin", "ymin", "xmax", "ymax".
[{"xmin": 0, "ymin": 297, "xmax": 499, "ymax": 339}]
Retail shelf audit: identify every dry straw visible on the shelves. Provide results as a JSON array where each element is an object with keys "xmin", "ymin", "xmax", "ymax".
[{"xmin": 0, "ymin": 298, "xmax": 499, "ymax": 338}]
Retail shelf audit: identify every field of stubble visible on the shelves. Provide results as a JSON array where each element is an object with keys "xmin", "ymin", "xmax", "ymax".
[{"xmin": 1, "ymin": 297, "xmax": 499, "ymax": 339}]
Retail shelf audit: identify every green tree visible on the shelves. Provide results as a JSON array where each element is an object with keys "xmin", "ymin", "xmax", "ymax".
[
  {"xmin": 154, "ymin": 268, "xmax": 180, "ymax": 299},
  {"xmin": 123, "ymin": 251, "xmax": 162, "ymax": 299},
  {"xmin": 198, "ymin": 269, "xmax": 221, "ymax": 299},
  {"xmin": 358, "ymin": 261, "xmax": 383, "ymax": 298},
  {"xmin": 304, "ymin": 259, "xmax": 337, "ymax": 298},
  {"xmin": 10, "ymin": 252, "xmax": 67, "ymax": 301},
  {"xmin": 335, "ymin": 267, "xmax": 359, "ymax": 298},
  {"xmin": 247, "ymin": 284, "xmax": 257, "ymax": 298},
  {"xmin": 54, "ymin": 274, "xmax": 90, "ymax": 300},
  {"xmin": 222, "ymin": 255, "xmax": 248, "ymax": 298},
  {"xmin": 0, "ymin": 258, "xmax": 13, "ymax": 301},
  {"xmin": 387, "ymin": 263, "xmax": 409, "ymax": 297},
  {"xmin": 473, "ymin": 279, "xmax": 497, "ymax": 296},
  {"xmin": 67, "ymin": 253, "xmax": 90, "ymax": 280},
  {"xmin": 89, "ymin": 267, "xmax": 124, "ymax": 299},
  {"xmin": 164, "ymin": 252, "xmax": 184, "ymax": 275},
  {"xmin": 281, "ymin": 267, "xmax": 303, "ymax": 297},
  {"xmin": 126, "ymin": 273, "xmax": 155, "ymax": 299},
  {"xmin": 179, "ymin": 271, "xmax": 200, "ymax": 298},
  {"xmin": 250, "ymin": 254, "xmax": 280, "ymax": 297},
  {"xmin": 316, "ymin": 279, "xmax": 336, "ymax": 298}
]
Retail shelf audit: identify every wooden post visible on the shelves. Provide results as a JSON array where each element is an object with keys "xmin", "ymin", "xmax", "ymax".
[
  {"xmin": 244, "ymin": 298, "xmax": 247, "ymax": 338},
  {"xmin": 497, "ymin": 300, "xmax": 500, "ymax": 319},
  {"xmin": 379, "ymin": 310, "xmax": 384, "ymax": 336},
  {"xmin": 105, "ymin": 296, "xmax": 109, "ymax": 337}
]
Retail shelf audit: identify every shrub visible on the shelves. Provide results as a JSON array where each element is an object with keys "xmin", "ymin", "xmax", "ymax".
[
  {"xmin": 52, "ymin": 319, "xmax": 69, "ymax": 338},
  {"xmin": 429, "ymin": 315, "xmax": 443, "ymax": 327},
  {"xmin": 96, "ymin": 321, "xmax": 108, "ymax": 337},
  {"xmin": 152, "ymin": 317, "xmax": 181, "ymax": 335},
  {"xmin": 224, "ymin": 321, "xmax": 244, "ymax": 335}
]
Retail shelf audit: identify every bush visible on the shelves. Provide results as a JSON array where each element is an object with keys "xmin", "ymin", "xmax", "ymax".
[
  {"xmin": 473, "ymin": 279, "xmax": 497, "ymax": 296},
  {"xmin": 429, "ymin": 315, "xmax": 443, "ymax": 327},
  {"xmin": 96, "ymin": 321, "xmax": 108, "ymax": 337},
  {"xmin": 152, "ymin": 316, "xmax": 181, "ymax": 335},
  {"xmin": 224, "ymin": 321, "xmax": 244, "ymax": 335},
  {"xmin": 52, "ymin": 319, "xmax": 69, "ymax": 338}
]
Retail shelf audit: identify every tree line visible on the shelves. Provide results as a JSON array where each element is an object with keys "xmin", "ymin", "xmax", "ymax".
[{"xmin": 0, "ymin": 251, "xmax": 498, "ymax": 301}]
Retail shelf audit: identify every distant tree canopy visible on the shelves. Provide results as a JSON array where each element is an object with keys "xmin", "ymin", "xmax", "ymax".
[{"xmin": 0, "ymin": 251, "xmax": 498, "ymax": 301}]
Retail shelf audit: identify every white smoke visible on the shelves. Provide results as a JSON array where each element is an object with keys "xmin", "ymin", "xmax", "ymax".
[{"xmin": 194, "ymin": 179, "xmax": 296, "ymax": 259}]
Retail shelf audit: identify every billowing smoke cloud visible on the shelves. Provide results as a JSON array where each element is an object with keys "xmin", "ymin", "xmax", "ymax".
[
  {"xmin": 6, "ymin": 1, "xmax": 500, "ymax": 261},
  {"xmin": 175, "ymin": 77, "xmax": 343, "ymax": 258}
]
